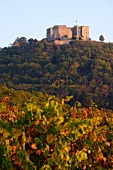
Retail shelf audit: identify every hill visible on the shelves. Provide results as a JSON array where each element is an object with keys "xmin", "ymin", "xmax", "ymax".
[{"xmin": 1, "ymin": 38, "xmax": 113, "ymax": 109}]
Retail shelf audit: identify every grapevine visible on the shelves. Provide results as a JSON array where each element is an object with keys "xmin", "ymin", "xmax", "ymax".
[{"xmin": 0, "ymin": 96, "xmax": 113, "ymax": 169}]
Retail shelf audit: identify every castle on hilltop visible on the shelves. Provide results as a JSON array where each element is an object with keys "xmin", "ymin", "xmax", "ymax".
[{"xmin": 46, "ymin": 23, "xmax": 90, "ymax": 44}]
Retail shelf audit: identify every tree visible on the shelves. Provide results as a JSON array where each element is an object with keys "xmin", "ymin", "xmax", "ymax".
[
  {"xmin": 99, "ymin": 35, "xmax": 105, "ymax": 42},
  {"xmin": 13, "ymin": 37, "xmax": 28, "ymax": 46},
  {"xmin": 28, "ymin": 38, "xmax": 38, "ymax": 45}
]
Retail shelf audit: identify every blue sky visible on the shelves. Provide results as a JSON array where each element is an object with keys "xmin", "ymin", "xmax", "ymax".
[{"xmin": 0, "ymin": 0, "xmax": 113, "ymax": 47}]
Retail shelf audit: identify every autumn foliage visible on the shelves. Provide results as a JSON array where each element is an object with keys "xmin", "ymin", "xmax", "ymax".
[{"xmin": 0, "ymin": 96, "xmax": 113, "ymax": 169}]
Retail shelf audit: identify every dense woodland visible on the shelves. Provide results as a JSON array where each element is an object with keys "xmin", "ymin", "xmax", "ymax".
[
  {"xmin": 1, "ymin": 37, "xmax": 113, "ymax": 109},
  {"xmin": 0, "ymin": 38, "xmax": 113, "ymax": 169}
]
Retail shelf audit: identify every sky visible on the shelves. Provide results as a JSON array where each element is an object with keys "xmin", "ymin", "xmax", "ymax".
[{"xmin": 0, "ymin": 0, "xmax": 113, "ymax": 47}]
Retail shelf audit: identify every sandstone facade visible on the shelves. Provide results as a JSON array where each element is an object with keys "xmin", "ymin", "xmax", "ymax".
[{"xmin": 47, "ymin": 24, "xmax": 89, "ymax": 42}]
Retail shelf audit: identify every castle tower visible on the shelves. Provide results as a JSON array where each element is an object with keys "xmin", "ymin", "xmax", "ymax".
[
  {"xmin": 80, "ymin": 26, "xmax": 89, "ymax": 40},
  {"xmin": 47, "ymin": 27, "xmax": 54, "ymax": 41},
  {"xmin": 71, "ymin": 21, "xmax": 79, "ymax": 40}
]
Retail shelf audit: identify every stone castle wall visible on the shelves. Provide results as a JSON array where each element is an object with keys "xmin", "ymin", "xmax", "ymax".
[
  {"xmin": 57, "ymin": 25, "xmax": 72, "ymax": 39},
  {"xmin": 54, "ymin": 39, "xmax": 72, "ymax": 45},
  {"xmin": 47, "ymin": 24, "xmax": 90, "ymax": 42},
  {"xmin": 81, "ymin": 26, "xmax": 89, "ymax": 40},
  {"xmin": 47, "ymin": 25, "xmax": 72, "ymax": 41}
]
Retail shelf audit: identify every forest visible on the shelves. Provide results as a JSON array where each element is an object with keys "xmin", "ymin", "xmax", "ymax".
[
  {"xmin": 1, "ymin": 38, "xmax": 113, "ymax": 169},
  {"xmin": 1, "ymin": 38, "xmax": 113, "ymax": 109}
]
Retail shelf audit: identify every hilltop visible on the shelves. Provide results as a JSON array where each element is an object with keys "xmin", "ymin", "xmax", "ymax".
[{"xmin": 1, "ymin": 38, "xmax": 113, "ymax": 109}]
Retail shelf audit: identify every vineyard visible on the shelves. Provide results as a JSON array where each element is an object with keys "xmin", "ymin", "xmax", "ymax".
[{"xmin": 0, "ymin": 96, "xmax": 113, "ymax": 170}]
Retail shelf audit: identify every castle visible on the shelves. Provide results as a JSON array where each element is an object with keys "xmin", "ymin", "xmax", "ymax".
[{"xmin": 46, "ymin": 24, "xmax": 90, "ymax": 44}]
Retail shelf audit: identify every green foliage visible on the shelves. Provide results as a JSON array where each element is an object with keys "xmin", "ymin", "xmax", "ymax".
[
  {"xmin": 1, "ymin": 40, "xmax": 113, "ymax": 109},
  {"xmin": 0, "ymin": 96, "xmax": 113, "ymax": 169},
  {"xmin": 0, "ymin": 85, "xmax": 48, "ymax": 107},
  {"xmin": 99, "ymin": 35, "xmax": 105, "ymax": 41}
]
